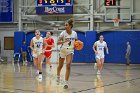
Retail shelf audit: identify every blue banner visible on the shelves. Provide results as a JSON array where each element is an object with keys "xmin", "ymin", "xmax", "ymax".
[
  {"xmin": 0, "ymin": 0, "xmax": 13, "ymax": 22},
  {"xmin": 36, "ymin": 6, "xmax": 73, "ymax": 14}
]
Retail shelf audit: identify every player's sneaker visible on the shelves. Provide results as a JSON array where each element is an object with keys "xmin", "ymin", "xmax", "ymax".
[
  {"xmin": 63, "ymin": 81, "xmax": 68, "ymax": 89},
  {"xmin": 0, "ymin": 58, "xmax": 4, "ymax": 62},
  {"xmin": 38, "ymin": 74, "xmax": 42, "ymax": 82},
  {"xmin": 23, "ymin": 61, "xmax": 27, "ymax": 66},
  {"xmin": 97, "ymin": 70, "xmax": 101, "ymax": 75},
  {"xmin": 50, "ymin": 65, "xmax": 52, "ymax": 69},
  {"xmin": 56, "ymin": 76, "xmax": 60, "ymax": 85}
]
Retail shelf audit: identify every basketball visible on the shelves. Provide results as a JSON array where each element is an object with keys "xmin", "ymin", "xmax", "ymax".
[{"xmin": 74, "ymin": 40, "xmax": 84, "ymax": 50}]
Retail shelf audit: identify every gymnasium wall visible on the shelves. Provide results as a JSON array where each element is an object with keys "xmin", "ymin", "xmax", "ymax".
[
  {"xmin": 14, "ymin": 31, "xmax": 140, "ymax": 64},
  {"xmin": 73, "ymin": 31, "xmax": 140, "ymax": 64},
  {"xmin": 0, "ymin": 31, "xmax": 14, "ymax": 61},
  {"xmin": 99, "ymin": 31, "xmax": 140, "ymax": 64}
]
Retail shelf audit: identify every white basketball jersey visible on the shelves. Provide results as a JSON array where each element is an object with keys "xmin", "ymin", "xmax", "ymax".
[
  {"xmin": 60, "ymin": 30, "xmax": 77, "ymax": 48},
  {"xmin": 95, "ymin": 40, "xmax": 107, "ymax": 55},
  {"xmin": 32, "ymin": 37, "xmax": 43, "ymax": 51}
]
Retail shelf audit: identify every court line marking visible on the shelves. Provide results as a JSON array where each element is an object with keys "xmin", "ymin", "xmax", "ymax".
[
  {"xmin": 73, "ymin": 77, "xmax": 140, "ymax": 93},
  {"xmin": 0, "ymin": 86, "xmax": 36, "ymax": 93}
]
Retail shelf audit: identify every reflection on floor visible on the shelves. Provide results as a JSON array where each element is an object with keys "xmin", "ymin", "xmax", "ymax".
[{"xmin": 0, "ymin": 63, "xmax": 140, "ymax": 93}]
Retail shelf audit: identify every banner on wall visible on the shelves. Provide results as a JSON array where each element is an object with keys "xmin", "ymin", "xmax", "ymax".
[{"xmin": 0, "ymin": 0, "xmax": 13, "ymax": 22}]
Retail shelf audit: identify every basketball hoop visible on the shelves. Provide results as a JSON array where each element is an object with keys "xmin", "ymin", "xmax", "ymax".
[{"xmin": 113, "ymin": 18, "xmax": 120, "ymax": 27}]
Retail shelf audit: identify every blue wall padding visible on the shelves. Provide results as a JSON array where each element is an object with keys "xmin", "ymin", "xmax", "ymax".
[
  {"xmin": 73, "ymin": 31, "xmax": 86, "ymax": 62},
  {"xmin": 14, "ymin": 32, "xmax": 25, "ymax": 53},
  {"xmin": 84, "ymin": 31, "xmax": 97, "ymax": 62},
  {"xmin": 14, "ymin": 31, "xmax": 140, "ymax": 64},
  {"xmin": 99, "ymin": 31, "xmax": 140, "ymax": 64}
]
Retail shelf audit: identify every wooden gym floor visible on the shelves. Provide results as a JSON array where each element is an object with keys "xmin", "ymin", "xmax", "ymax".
[{"xmin": 0, "ymin": 63, "xmax": 140, "ymax": 93}]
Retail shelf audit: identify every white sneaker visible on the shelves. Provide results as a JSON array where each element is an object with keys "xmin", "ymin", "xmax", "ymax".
[
  {"xmin": 56, "ymin": 76, "xmax": 60, "ymax": 83},
  {"xmin": 0, "ymin": 59, "xmax": 4, "ymax": 61},
  {"xmin": 97, "ymin": 70, "xmax": 101, "ymax": 75},
  {"xmin": 23, "ymin": 61, "xmax": 27, "ymax": 66},
  {"xmin": 38, "ymin": 74, "xmax": 42, "ymax": 81},
  {"xmin": 25, "ymin": 60, "xmax": 28, "ymax": 65},
  {"xmin": 63, "ymin": 81, "xmax": 68, "ymax": 89},
  {"xmin": 94, "ymin": 63, "xmax": 97, "ymax": 69},
  {"xmin": 56, "ymin": 76, "xmax": 60, "ymax": 85}
]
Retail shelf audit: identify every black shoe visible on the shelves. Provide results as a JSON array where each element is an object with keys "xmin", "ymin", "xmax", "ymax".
[{"xmin": 63, "ymin": 84, "xmax": 68, "ymax": 89}]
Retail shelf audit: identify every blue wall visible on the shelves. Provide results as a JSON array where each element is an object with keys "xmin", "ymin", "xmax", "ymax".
[
  {"xmin": 14, "ymin": 31, "xmax": 140, "ymax": 64},
  {"xmin": 73, "ymin": 31, "xmax": 86, "ymax": 62},
  {"xmin": 14, "ymin": 32, "xmax": 25, "ymax": 53},
  {"xmin": 99, "ymin": 31, "xmax": 140, "ymax": 64},
  {"xmin": 84, "ymin": 31, "xmax": 96, "ymax": 62},
  {"xmin": 73, "ymin": 31, "xmax": 140, "ymax": 64}
]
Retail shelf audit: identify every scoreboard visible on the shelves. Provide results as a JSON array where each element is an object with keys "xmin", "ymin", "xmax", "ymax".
[
  {"xmin": 104, "ymin": 0, "xmax": 116, "ymax": 6},
  {"xmin": 37, "ymin": 0, "xmax": 72, "ymax": 6},
  {"xmin": 36, "ymin": 0, "xmax": 73, "ymax": 14}
]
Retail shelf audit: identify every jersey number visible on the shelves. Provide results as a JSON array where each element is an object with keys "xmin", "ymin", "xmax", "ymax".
[
  {"xmin": 68, "ymin": 41, "xmax": 71, "ymax": 46},
  {"xmin": 99, "ymin": 48, "xmax": 102, "ymax": 50},
  {"xmin": 36, "ymin": 44, "xmax": 40, "ymax": 48}
]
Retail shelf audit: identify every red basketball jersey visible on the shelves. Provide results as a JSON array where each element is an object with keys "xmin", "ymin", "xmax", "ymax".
[{"xmin": 45, "ymin": 37, "xmax": 54, "ymax": 50}]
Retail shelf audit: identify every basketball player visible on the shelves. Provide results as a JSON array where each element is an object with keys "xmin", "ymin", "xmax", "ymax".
[
  {"xmin": 30, "ymin": 30, "xmax": 46, "ymax": 81},
  {"xmin": 57, "ymin": 18, "xmax": 78, "ymax": 89},
  {"xmin": 43, "ymin": 32, "xmax": 55, "ymax": 69},
  {"xmin": 93, "ymin": 35, "xmax": 109, "ymax": 75}
]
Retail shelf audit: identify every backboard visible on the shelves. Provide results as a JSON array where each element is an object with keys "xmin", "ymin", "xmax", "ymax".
[{"xmin": 105, "ymin": 6, "xmax": 131, "ymax": 22}]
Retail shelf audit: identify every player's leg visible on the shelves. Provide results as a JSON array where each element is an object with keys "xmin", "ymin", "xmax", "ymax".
[
  {"xmin": 23, "ymin": 52, "xmax": 27, "ymax": 65},
  {"xmin": 96, "ymin": 55, "xmax": 101, "ymax": 69},
  {"xmin": 22, "ymin": 52, "xmax": 25, "ymax": 64},
  {"xmin": 96, "ymin": 55, "xmax": 101, "ymax": 75},
  {"xmin": 37, "ymin": 54, "xmax": 43, "ymax": 80},
  {"xmin": 33, "ymin": 58, "xmax": 39, "ymax": 75},
  {"xmin": 100, "ymin": 58, "xmax": 105, "ymax": 71},
  {"xmin": 25, "ymin": 52, "xmax": 27, "ymax": 63},
  {"xmin": 46, "ymin": 51, "xmax": 52, "ymax": 68},
  {"xmin": 64, "ymin": 53, "xmax": 73, "ymax": 89},
  {"xmin": 46, "ymin": 58, "xmax": 52, "ymax": 68},
  {"xmin": 96, "ymin": 59, "xmax": 101, "ymax": 74},
  {"xmin": 57, "ymin": 58, "xmax": 65, "ymax": 78}
]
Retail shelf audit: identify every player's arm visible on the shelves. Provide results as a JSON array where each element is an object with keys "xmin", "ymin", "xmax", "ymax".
[
  {"xmin": 93, "ymin": 42, "xmax": 98, "ymax": 55},
  {"xmin": 29, "ymin": 39, "xmax": 34, "ymax": 51},
  {"xmin": 57, "ymin": 36, "xmax": 70, "ymax": 45},
  {"xmin": 105, "ymin": 43, "xmax": 109, "ymax": 54},
  {"xmin": 43, "ymin": 38, "xmax": 47, "ymax": 50},
  {"xmin": 57, "ymin": 31, "xmax": 70, "ymax": 45}
]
